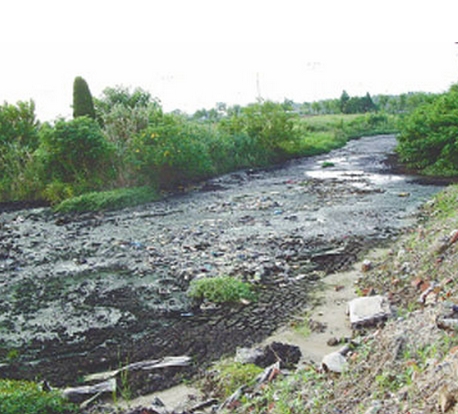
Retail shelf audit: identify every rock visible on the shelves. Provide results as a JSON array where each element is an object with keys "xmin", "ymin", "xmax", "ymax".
[
  {"xmin": 348, "ymin": 295, "xmax": 391, "ymax": 329},
  {"xmin": 438, "ymin": 385, "xmax": 457, "ymax": 413},
  {"xmin": 327, "ymin": 337, "xmax": 340, "ymax": 346},
  {"xmin": 308, "ymin": 319, "xmax": 327, "ymax": 333},
  {"xmin": 235, "ymin": 347, "xmax": 264, "ymax": 364},
  {"xmin": 361, "ymin": 259, "xmax": 372, "ymax": 272},
  {"xmin": 247, "ymin": 342, "xmax": 302, "ymax": 369},
  {"xmin": 433, "ymin": 237, "xmax": 450, "ymax": 255},
  {"xmin": 322, "ymin": 352, "xmax": 347, "ymax": 373}
]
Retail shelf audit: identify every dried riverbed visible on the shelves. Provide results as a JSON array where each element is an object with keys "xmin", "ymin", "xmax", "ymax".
[{"xmin": 0, "ymin": 135, "xmax": 446, "ymax": 394}]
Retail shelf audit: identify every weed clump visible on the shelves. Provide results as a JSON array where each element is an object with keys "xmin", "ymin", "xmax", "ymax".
[{"xmin": 187, "ymin": 276, "xmax": 256, "ymax": 304}]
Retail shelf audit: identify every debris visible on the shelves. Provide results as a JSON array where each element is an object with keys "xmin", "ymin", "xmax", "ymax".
[
  {"xmin": 62, "ymin": 378, "xmax": 116, "ymax": 403},
  {"xmin": 438, "ymin": 385, "xmax": 457, "ymax": 413},
  {"xmin": 361, "ymin": 259, "xmax": 372, "ymax": 272},
  {"xmin": 84, "ymin": 356, "xmax": 192, "ymax": 382},
  {"xmin": 348, "ymin": 295, "xmax": 391, "ymax": 329},
  {"xmin": 449, "ymin": 229, "xmax": 458, "ymax": 245}
]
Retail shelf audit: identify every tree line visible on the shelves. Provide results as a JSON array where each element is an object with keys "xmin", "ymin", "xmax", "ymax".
[{"xmin": 0, "ymin": 76, "xmax": 431, "ymax": 206}]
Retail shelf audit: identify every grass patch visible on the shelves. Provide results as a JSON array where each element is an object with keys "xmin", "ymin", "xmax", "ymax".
[
  {"xmin": 54, "ymin": 186, "xmax": 159, "ymax": 213},
  {"xmin": 203, "ymin": 361, "xmax": 264, "ymax": 399},
  {"xmin": 187, "ymin": 276, "xmax": 256, "ymax": 304},
  {"xmin": 0, "ymin": 379, "xmax": 78, "ymax": 414}
]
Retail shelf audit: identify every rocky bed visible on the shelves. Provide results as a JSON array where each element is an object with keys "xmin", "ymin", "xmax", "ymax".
[{"xmin": 0, "ymin": 135, "xmax": 446, "ymax": 395}]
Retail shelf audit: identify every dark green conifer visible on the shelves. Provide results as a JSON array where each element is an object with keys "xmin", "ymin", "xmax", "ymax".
[{"xmin": 73, "ymin": 76, "xmax": 96, "ymax": 119}]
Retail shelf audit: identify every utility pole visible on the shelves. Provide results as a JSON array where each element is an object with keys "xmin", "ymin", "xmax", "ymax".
[{"xmin": 256, "ymin": 72, "xmax": 263, "ymax": 102}]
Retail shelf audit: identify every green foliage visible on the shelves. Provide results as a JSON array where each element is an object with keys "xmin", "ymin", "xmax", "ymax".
[
  {"xmin": 220, "ymin": 100, "xmax": 300, "ymax": 157},
  {"xmin": 54, "ymin": 186, "xmax": 159, "ymax": 213},
  {"xmin": 72, "ymin": 76, "xmax": 96, "ymax": 119},
  {"xmin": 0, "ymin": 142, "xmax": 44, "ymax": 201},
  {"xmin": 0, "ymin": 82, "xmax": 401, "ymax": 206},
  {"xmin": 130, "ymin": 115, "xmax": 215, "ymax": 188},
  {"xmin": 38, "ymin": 117, "xmax": 114, "ymax": 201},
  {"xmin": 0, "ymin": 100, "xmax": 39, "ymax": 148},
  {"xmin": 0, "ymin": 101, "xmax": 42, "ymax": 201},
  {"xmin": 239, "ymin": 367, "xmax": 331, "ymax": 413},
  {"xmin": 340, "ymin": 91, "xmax": 377, "ymax": 114},
  {"xmin": 188, "ymin": 276, "xmax": 256, "ymax": 304},
  {"xmin": 397, "ymin": 84, "xmax": 458, "ymax": 176},
  {"xmin": 0, "ymin": 379, "xmax": 78, "ymax": 414},
  {"xmin": 95, "ymin": 85, "xmax": 155, "ymax": 114},
  {"xmin": 205, "ymin": 361, "xmax": 264, "ymax": 399}
]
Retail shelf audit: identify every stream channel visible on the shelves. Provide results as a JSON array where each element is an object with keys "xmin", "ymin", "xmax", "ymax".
[{"xmin": 0, "ymin": 134, "xmax": 448, "ymax": 395}]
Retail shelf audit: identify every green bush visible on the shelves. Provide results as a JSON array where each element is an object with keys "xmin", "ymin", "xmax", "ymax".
[
  {"xmin": 0, "ymin": 100, "xmax": 39, "ymax": 148},
  {"xmin": 0, "ymin": 142, "xmax": 44, "ymax": 201},
  {"xmin": 38, "ymin": 117, "xmax": 115, "ymax": 201},
  {"xmin": 188, "ymin": 276, "xmax": 256, "ymax": 304},
  {"xmin": 397, "ymin": 84, "xmax": 458, "ymax": 176},
  {"xmin": 0, "ymin": 100, "xmax": 43, "ymax": 201},
  {"xmin": 130, "ymin": 115, "xmax": 215, "ymax": 188},
  {"xmin": 220, "ymin": 101, "xmax": 300, "ymax": 158},
  {"xmin": 0, "ymin": 380, "xmax": 78, "ymax": 414}
]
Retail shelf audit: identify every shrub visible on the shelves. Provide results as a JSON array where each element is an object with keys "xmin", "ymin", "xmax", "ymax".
[
  {"xmin": 397, "ymin": 84, "xmax": 458, "ymax": 176},
  {"xmin": 188, "ymin": 276, "xmax": 256, "ymax": 304},
  {"xmin": 38, "ymin": 117, "xmax": 115, "ymax": 200},
  {"xmin": 130, "ymin": 115, "xmax": 215, "ymax": 188},
  {"xmin": 0, "ymin": 100, "xmax": 39, "ymax": 148},
  {"xmin": 0, "ymin": 379, "xmax": 78, "ymax": 414},
  {"xmin": 220, "ymin": 101, "xmax": 300, "ymax": 158}
]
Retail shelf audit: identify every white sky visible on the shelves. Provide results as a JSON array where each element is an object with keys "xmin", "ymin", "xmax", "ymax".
[{"xmin": 1, "ymin": 0, "xmax": 458, "ymax": 120}]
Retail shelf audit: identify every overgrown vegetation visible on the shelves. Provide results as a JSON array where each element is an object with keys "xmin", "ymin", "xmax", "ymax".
[
  {"xmin": 0, "ymin": 80, "xmax": 403, "ymax": 210},
  {"xmin": 397, "ymin": 83, "xmax": 458, "ymax": 176},
  {"xmin": 0, "ymin": 379, "xmax": 77, "ymax": 414},
  {"xmin": 187, "ymin": 276, "xmax": 256, "ymax": 304},
  {"xmin": 202, "ymin": 361, "xmax": 264, "ymax": 399},
  {"xmin": 54, "ymin": 186, "xmax": 159, "ymax": 213}
]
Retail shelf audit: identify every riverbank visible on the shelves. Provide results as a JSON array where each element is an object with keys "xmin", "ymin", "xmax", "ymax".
[{"xmin": 212, "ymin": 185, "xmax": 458, "ymax": 413}]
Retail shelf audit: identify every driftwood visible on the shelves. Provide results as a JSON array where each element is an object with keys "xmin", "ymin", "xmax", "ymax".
[
  {"xmin": 84, "ymin": 355, "xmax": 192, "ymax": 382},
  {"xmin": 63, "ymin": 378, "xmax": 116, "ymax": 402}
]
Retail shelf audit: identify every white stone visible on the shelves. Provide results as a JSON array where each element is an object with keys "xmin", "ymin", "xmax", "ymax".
[
  {"xmin": 348, "ymin": 295, "xmax": 391, "ymax": 328},
  {"xmin": 322, "ymin": 352, "xmax": 347, "ymax": 373}
]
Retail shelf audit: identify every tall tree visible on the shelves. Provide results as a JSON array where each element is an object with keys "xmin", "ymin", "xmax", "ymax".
[
  {"xmin": 340, "ymin": 90, "xmax": 350, "ymax": 113},
  {"xmin": 73, "ymin": 76, "xmax": 96, "ymax": 119}
]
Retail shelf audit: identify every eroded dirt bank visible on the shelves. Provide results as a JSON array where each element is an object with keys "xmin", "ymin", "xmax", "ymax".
[{"xmin": 0, "ymin": 135, "xmax": 445, "ymax": 394}]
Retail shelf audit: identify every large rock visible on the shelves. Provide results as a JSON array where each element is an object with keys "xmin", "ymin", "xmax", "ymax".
[
  {"xmin": 236, "ymin": 342, "xmax": 301, "ymax": 369},
  {"xmin": 348, "ymin": 295, "xmax": 391, "ymax": 329},
  {"xmin": 322, "ymin": 352, "xmax": 347, "ymax": 373}
]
